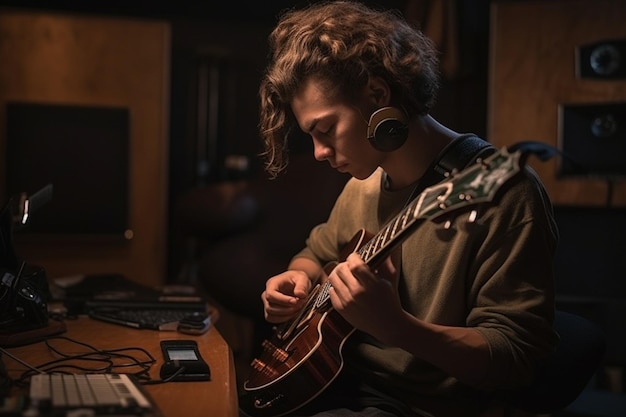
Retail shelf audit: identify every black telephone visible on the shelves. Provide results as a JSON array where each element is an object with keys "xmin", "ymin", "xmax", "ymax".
[{"xmin": 160, "ymin": 340, "xmax": 210, "ymax": 381}]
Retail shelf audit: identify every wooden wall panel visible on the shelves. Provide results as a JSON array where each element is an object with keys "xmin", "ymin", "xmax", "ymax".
[
  {"xmin": 488, "ymin": 0, "xmax": 626, "ymax": 207},
  {"xmin": 0, "ymin": 10, "xmax": 170, "ymax": 286}
]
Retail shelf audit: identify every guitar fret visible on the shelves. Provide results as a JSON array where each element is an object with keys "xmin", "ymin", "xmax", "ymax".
[
  {"xmin": 358, "ymin": 239, "xmax": 373, "ymax": 261},
  {"xmin": 358, "ymin": 200, "xmax": 421, "ymax": 264},
  {"xmin": 390, "ymin": 210, "xmax": 404, "ymax": 236},
  {"xmin": 364, "ymin": 229, "xmax": 385, "ymax": 262},
  {"xmin": 374, "ymin": 230, "xmax": 387, "ymax": 253},
  {"xmin": 401, "ymin": 203, "xmax": 414, "ymax": 228},
  {"xmin": 382, "ymin": 224, "xmax": 393, "ymax": 246}
]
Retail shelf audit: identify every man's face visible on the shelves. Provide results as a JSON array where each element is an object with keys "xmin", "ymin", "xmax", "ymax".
[{"xmin": 291, "ymin": 78, "xmax": 385, "ymax": 180}]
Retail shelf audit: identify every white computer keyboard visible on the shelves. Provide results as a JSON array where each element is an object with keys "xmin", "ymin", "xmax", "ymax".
[{"xmin": 28, "ymin": 373, "xmax": 155, "ymax": 416}]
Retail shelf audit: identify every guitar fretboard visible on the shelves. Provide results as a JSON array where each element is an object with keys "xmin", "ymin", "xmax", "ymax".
[{"xmin": 358, "ymin": 191, "xmax": 423, "ymax": 265}]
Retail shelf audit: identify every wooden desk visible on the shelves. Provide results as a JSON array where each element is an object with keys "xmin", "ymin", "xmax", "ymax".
[{"xmin": 4, "ymin": 316, "xmax": 239, "ymax": 417}]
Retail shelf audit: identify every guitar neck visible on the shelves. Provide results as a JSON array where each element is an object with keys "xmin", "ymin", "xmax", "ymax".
[
  {"xmin": 356, "ymin": 195, "xmax": 425, "ymax": 268},
  {"xmin": 357, "ymin": 147, "xmax": 523, "ymax": 267},
  {"xmin": 311, "ymin": 147, "xmax": 522, "ymax": 310}
]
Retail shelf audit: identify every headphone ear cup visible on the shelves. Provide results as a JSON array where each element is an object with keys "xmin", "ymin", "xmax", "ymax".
[{"xmin": 367, "ymin": 107, "xmax": 409, "ymax": 152}]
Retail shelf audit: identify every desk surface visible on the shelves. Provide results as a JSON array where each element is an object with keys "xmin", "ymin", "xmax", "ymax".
[{"xmin": 4, "ymin": 316, "xmax": 239, "ymax": 417}]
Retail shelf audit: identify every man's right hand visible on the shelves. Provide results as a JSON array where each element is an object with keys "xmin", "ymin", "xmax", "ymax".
[{"xmin": 262, "ymin": 269, "xmax": 313, "ymax": 323}]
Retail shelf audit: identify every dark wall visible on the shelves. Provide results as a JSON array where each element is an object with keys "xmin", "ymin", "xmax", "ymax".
[{"xmin": 0, "ymin": 0, "xmax": 490, "ymax": 275}]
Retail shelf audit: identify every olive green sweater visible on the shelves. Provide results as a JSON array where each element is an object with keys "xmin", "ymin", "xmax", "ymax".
[{"xmin": 292, "ymin": 165, "xmax": 559, "ymax": 411}]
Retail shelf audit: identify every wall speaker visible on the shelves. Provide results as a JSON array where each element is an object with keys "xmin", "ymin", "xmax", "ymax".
[
  {"xmin": 577, "ymin": 39, "xmax": 626, "ymax": 79},
  {"xmin": 558, "ymin": 102, "xmax": 626, "ymax": 177}
]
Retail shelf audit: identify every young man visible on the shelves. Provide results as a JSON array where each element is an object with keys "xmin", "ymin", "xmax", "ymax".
[{"xmin": 251, "ymin": 1, "xmax": 558, "ymax": 416}]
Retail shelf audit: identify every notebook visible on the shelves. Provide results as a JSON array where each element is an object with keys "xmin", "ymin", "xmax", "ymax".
[{"xmin": 28, "ymin": 373, "xmax": 161, "ymax": 416}]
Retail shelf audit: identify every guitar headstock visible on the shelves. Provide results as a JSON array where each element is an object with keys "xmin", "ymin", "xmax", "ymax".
[{"xmin": 414, "ymin": 147, "xmax": 523, "ymax": 220}]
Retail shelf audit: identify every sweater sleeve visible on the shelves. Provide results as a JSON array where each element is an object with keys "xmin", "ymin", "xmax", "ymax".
[{"xmin": 468, "ymin": 169, "xmax": 559, "ymax": 390}]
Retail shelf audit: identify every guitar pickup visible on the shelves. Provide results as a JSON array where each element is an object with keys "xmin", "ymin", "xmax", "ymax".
[{"xmin": 262, "ymin": 340, "xmax": 289, "ymax": 362}]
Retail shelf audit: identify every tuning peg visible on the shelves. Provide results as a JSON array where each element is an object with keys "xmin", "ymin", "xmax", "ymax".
[
  {"xmin": 477, "ymin": 158, "xmax": 491, "ymax": 169},
  {"xmin": 436, "ymin": 219, "xmax": 457, "ymax": 240},
  {"xmin": 443, "ymin": 168, "xmax": 460, "ymax": 178},
  {"xmin": 460, "ymin": 209, "xmax": 486, "ymax": 233}
]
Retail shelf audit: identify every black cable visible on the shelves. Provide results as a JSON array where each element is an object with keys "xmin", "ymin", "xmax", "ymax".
[
  {"xmin": 142, "ymin": 366, "xmax": 187, "ymax": 385},
  {"xmin": 509, "ymin": 140, "xmax": 620, "ymax": 208},
  {"xmin": 5, "ymin": 334, "xmax": 195, "ymax": 386},
  {"xmin": 7, "ymin": 335, "xmax": 157, "ymax": 386}
]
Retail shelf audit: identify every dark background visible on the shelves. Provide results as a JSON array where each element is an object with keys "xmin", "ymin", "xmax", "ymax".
[
  {"xmin": 2, "ymin": 1, "xmax": 625, "ymax": 403},
  {"xmin": 0, "ymin": 0, "xmax": 492, "ymax": 270}
]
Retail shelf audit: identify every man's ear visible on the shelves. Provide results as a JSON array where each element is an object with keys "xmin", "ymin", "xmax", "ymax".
[{"xmin": 367, "ymin": 76, "xmax": 392, "ymax": 107}]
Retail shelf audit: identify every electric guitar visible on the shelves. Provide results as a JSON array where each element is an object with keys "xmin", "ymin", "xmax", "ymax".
[{"xmin": 240, "ymin": 144, "xmax": 548, "ymax": 417}]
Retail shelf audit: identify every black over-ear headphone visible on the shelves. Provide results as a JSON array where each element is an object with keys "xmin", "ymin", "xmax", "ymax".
[{"xmin": 367, "ymin": 106, "xmax": 409, "ymax": 152}]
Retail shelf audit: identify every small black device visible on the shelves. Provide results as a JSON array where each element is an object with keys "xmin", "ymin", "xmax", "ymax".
[
  {"xmin": 159, "ymin": 340, "xmax": 210, "ymax": 381},
  {"xmin": 177, "ymin": 313, "xmax": 211, "ymax": 335}
]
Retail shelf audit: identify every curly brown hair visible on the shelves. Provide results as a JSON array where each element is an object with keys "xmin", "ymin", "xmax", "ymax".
[{"xmin": 259, "ymin": 0, "xmax": 440, "ymax": 178}]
